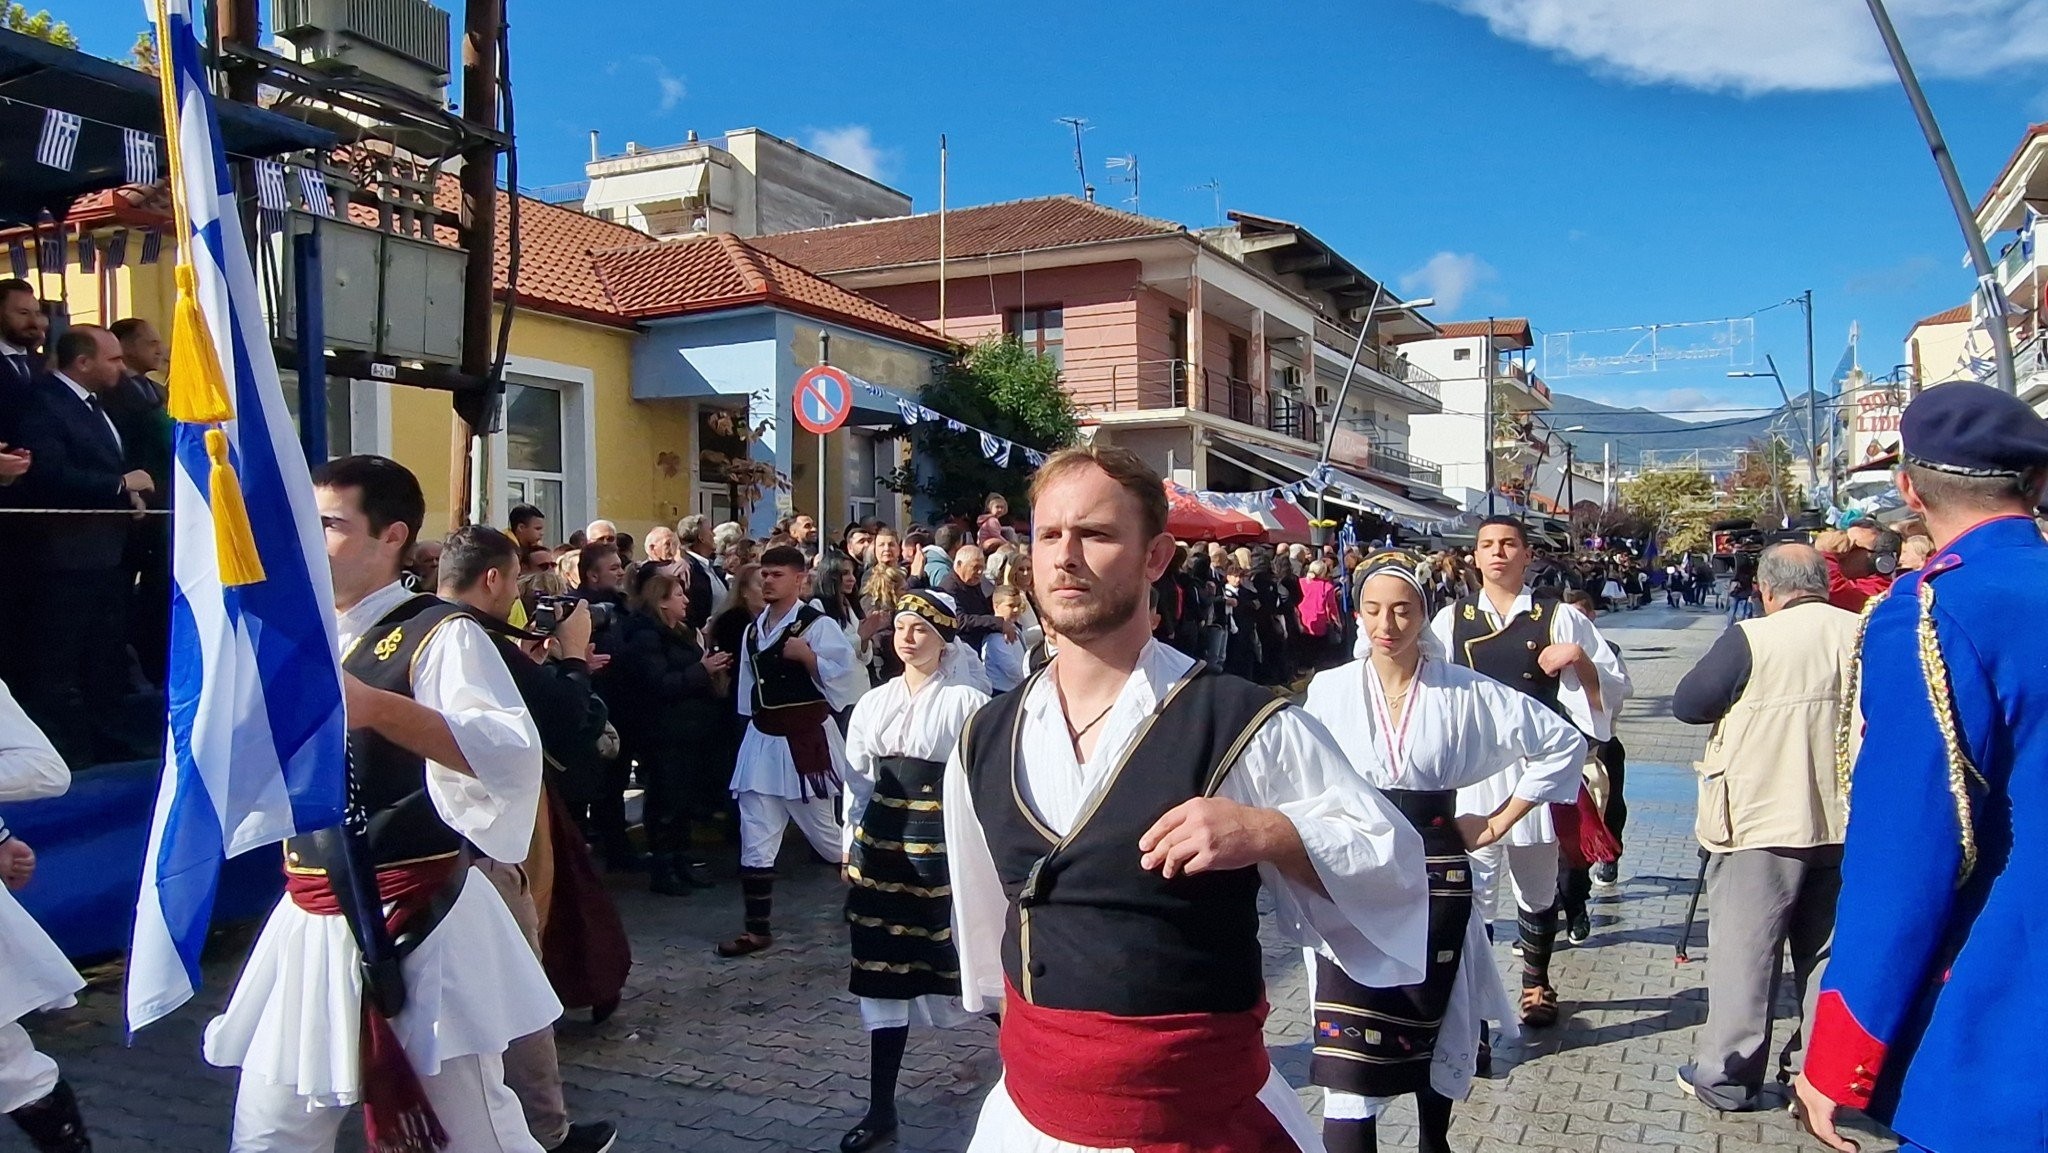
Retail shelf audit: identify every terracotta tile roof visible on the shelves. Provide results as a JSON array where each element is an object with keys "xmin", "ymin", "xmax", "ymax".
[
  {"xmin": 591, "ymin": 234, "xmax": 950, "ymax": 349},
  {"xmin": 1394, "ymin": 318, "xmax": 1533, "ymax": 349},
  {"xmin": 1976, "ymin": 122, "xmax": 2048, "ymax": 214},
  {"xmin": 1913, "ymin": 302, "xmax": 1972, "ymax": 328},
  {"xmin": 748, "ymin": 195, "xmax": 1185, "ymax": 273}
]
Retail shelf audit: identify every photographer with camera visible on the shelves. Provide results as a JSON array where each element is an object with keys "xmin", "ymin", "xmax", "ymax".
[
  {"xmin": 437, "ymin": 526, "xmax": 622, "ymax": 1153},
  {"xmin": 610, "ymin": 570, "xmax": 733, "ymax": 896}
]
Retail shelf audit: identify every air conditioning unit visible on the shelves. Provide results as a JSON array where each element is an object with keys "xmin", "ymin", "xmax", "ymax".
[{"xmin": 274, "ymin": 0, "xmax": 453, "ymax": 99}]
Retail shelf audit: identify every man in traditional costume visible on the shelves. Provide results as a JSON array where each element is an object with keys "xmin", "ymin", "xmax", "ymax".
[
  {"xmin": 1427, "ymin": 515, "xmax": 1628, "ymax": 1028},
  {"xmin": 0, "ymin": 682, "xmax": 91, "ymax": 1153},
  {"xmin": 837, "ymin": 589, "xmax": 988, "ymax": 1152},
  {"xmin": 1304, "ymin": 551, "xmax": 1586, "ymax": 1153},
  {"xmin": 204, "ymin": 456, "xmax": 555, "ymax": 1153},
  {"xmin": 944, "ymin": 445, "xmax": 1429, "ymax": 1152},
  {"xmin": 720, "ymin": 544, "xmax": 855, "ymax": 957}
]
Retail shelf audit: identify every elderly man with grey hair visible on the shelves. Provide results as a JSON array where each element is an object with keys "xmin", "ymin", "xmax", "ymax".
[
  {"xmin": 1669, "ymin": 542, "xmax": 1862, "ymax": 1114},
  {"xmin": 674, "ymin": 514, "xmax": 725, "ymax": 631}
]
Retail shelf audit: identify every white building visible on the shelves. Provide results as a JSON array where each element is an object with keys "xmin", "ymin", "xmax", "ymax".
[
  {"xmin": 1973, "ymin": 123, "xmax": 2048, "ymax": 410},
  {"xmin": 577, "ymin": 127, "xmax": 911, "ymax": 240},
  {"xmin": 1399, "ymin": 319, "xmax": 1554, "ymax": 513}
]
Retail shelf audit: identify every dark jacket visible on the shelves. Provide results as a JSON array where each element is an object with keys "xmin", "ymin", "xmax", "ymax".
[
  {"xmin": 607, "ymin": 609, "xmax": 722, "ymax": 753},
  {"xmin": 938, "ymin": 573, "xmax": 1005, "ymax": 650},
  {"xmin": 17, "ymin": 375, "xmax": 136, "ymax": 571}
]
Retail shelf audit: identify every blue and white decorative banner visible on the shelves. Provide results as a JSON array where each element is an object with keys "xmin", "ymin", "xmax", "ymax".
[
  {"xmin": 106, "ymin": 229, "xmax": 128, "ymax": 269},
  {"xmin": 7, "ymin": 241, "xmax": 24, "ymax": 279},
  {"xmin": 944, "ymin": 418, "xmax": 967, "ymax": 433},
  {"xmin": 979, "ymin": 431, "xmax": 1012, "ymax": 467},
  {"xmin": 1024, "ymin": 448, "xmax": 1047, "ymax": 469},
  {"xmin": 253, "ymin": 159, "xmax": 290, "ymax": 232},
  {"xmin": 127, "ymin": 0, "xmax": 349, "ymax": 1035},
  {"xmin": 36, "ymin": 232, "xmax": 61, "ymax": 273},
  {"xmin": 140, "ymin": 229, "xmax": 162, "ymax": 264},
  {"xmin": 897, "ymin": 397, "xmax": 923, "ymax": 425},
  {"xmin": 78, "ymin": 235, "xmax": 94, "ymax": 272},
  {"xmin": 36, "ymin": 108, "xmax": 81, "ymax": 171},
  {"xmin": 123, "ymin": 128, "xmax": 160, "ymax": 186},
  {"xmin": 294, "ymin": 164, "xmax": 333, "ymax": 217}
]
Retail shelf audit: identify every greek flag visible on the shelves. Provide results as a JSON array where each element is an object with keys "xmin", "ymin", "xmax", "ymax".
[
  {"xmin": 897, "ymin": 397, "xmax": 923, "ymax": 424},
  {"xmin": 127, "ymin": 0, "xmax": 349, "ymax": 1034},
  {"xmin": 6, "ymin": 241, "xmax": 23, "ymax": 279},
  {"xmin": 124, "ymin": 129, "xmax": 160, "ymax": 187},
  {"xmin": 106, "ymin": 229, "xmax": 128, "ymax": 269},
  {"xmin": 36, "ymin": 108, "xmax": 80, "ymax": 171},
  {"xmin": 1024, "ymin": 448, "xmax": 1047, "ymax": 469},
  {"xmin": 979, "ymin": 431, "xmax": 1012, "ymax": 467},
  {"xmin": 78, "ymin": 235, "xmax": 94, "ymax": 273},
  {"xmin": 36, "ymin": 232, "xmax": 61, "ymax": 273},
  {"xmin": 140, "ymin": 229, "xmax": 162, "ymax": 264},
  {"xmin": 295, "ymin": 165, "xmax": 333, "ymax": 217},
  {"xmin": 254, "ymin": 159, "xmax": 289, "ymax": 231}
]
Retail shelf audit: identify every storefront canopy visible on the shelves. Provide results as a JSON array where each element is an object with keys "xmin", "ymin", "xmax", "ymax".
[
  {"xmin": 0, "ymin": 29, "xmax": 334, "ymax": 226},
  {"xmin": 1208, "ymin": 436, "xmax": 1461, "ymax": 530},
  {"xmin": 1164, "ymin": 481, "xmax": 1265, "ymax": 543}
]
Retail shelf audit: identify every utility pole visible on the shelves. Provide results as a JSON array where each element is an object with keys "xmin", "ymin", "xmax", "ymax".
[
  {"xmin": 451, "ymin": 0, "xmax": 504, "ymax": 529},
  {"xmin": 1484, "ymin": 318, "xmax": 1496, "ymax": 517},
  {"xmin": 937, "ymin": 134, "xmax": 948, "ymax": 338},
  {"xmin": 1801, "ymin": 288, "xmax": 1818, "ymax": 504},
  {"xmin": 1864, "ymin": 0, "xmax": 2017, "ymax": 394}
]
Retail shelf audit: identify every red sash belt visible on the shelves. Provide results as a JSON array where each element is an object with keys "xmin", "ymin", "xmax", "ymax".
[
  {"xmin": 751, "ymin": 700, "xmax": 839, "ymax": 800},
  {"xmin": 998, "ymin": 979, "xmax": 1297, "ymax": 1153},
  {"xmin": 285, "ymin": 858, "xmax": 461, "ymax": 1153}
]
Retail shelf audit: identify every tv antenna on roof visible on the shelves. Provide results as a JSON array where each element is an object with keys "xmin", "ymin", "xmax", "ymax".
[
  {"xmin": 1056, "ymin": 116, "xmax": 1093, "ymax": 200},
  {"xmin": 1106, "ymin": 154, "xmax": 1140, "ymax": 212},
  {"xmin": 1192, "ymin": 177, "xmax": 1223, "ymax": 225}
]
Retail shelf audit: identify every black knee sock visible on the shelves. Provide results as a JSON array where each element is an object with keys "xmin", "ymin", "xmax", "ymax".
[
  {"xmin": 1417, "ymin": 1088, "xmax": 1454, "ymax": 1153},
  {"xmin": 865, "ymin": 1025, "xmax": 908, "ymax": 1121},
  {"xmin": 1321, "ymin": 1117, "xmax": 1376, "ymax": 1153},
  {"xmin": 1519, "ymin": 903, "xmax": 1558, "ymax": 987},
  {"xmin": 739, "ymin": 867, "xmax": 775, "ymax": 937}
]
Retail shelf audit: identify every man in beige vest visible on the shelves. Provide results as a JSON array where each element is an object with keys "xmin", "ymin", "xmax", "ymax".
[{"xmin": 1669, "ymin": 542, "xmax": 1860, "ymax": 1114}]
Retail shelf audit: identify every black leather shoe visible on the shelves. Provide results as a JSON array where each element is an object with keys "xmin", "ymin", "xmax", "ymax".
[
  {"xmin": 840, "ymin": 1113, "xmax": 898, "ymax": 1152},
  {"xmin": 552, "ymin": 1121, "xmax": 617, "ymax": 1153}
]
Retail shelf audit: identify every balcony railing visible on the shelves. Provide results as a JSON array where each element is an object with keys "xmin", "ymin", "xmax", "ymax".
[
  {"xmin": 1997, "ymin": 238, "xmax": 2039, "ymax": 288},
  {"xmin": 1093, "ymin": 360, "xmax": 1320, "ymax": 445},
  {"xmin": 1365, "ymin": 443, "xmax": 1442, "ymax": 487},
  {"xmin": 1360, "ymin": 343, "xmax": 1443, "ymax": 404}
]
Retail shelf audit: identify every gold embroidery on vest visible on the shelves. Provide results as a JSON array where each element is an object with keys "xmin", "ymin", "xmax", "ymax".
[{"xmin": 373, "ymin": 628, "xmax": 403, "ymax": 661}]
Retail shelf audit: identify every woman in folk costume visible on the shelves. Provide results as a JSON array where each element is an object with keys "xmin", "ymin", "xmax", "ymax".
[
  {"xmin": 837, "ymin": 589, "xmax": 988, "ymax": 1152},
  {"xmin": 1302, "ymin": 552, "xmax": 1586, "ymax": 1153},
  {"xmin": 0, "ymin": 683, "xmax": 90, "ymax": 1153}
]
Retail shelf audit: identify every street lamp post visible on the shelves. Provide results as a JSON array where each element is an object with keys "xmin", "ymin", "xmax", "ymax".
[
  {"xmin": 1550, "ymin": 424, "xmax": 1586, "ymax": 515},
  {"xmin": 1315, "ymin": 293, "xmax": 1435, "ymax": 529},
  {"xmin": 1729, "ymin": 355, "xmax": 1819, "ymax": 495}
]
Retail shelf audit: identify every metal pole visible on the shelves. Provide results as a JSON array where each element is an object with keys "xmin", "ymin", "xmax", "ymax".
[
  {"xmin": 818, "ymin": 428, "xmax": 827, "ymax": 530},
  {"xmin": 937, "ymin": 134, "xmax": 948, "ymax": 339},
  {"xmin": 1485, "ymin": 318, "xmax": 1496, "ymax": 517},
  {"xmin": 1802, "ymin": 289, "xmax": 1818, "ymax": 501},
  {"xmin": 1761, "ymin": 354, "xmax": 1820, "ymax": 493},
  {"xmin": 1317, "ymin": 282, "xmax": 1383, "ymax": 466},
  {"xmin": 453, "ymin": 0, "xmax": 504, "ymax": 529},
  {"xmin": 293, "ymin": 228, "xmax": 327, "ymax": 465},
  {"xmin": 1864, "ymin": 0, "xmax": 2017, "ymax": 394}
]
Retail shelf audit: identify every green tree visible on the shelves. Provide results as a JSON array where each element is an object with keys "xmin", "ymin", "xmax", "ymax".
[
  {"xmin": 4, "ymin": 4, "xmax": 77, "ymax": 48},
  {"xmin": 884, "ymin": 337, "xmax": 1081, "ymax": 517},
  {"xmin": 1620, "ymin": 467, "xmax": 1718, "ymax": 555},
  {"xmin": 1722, "ymin": 436, "xmax": 1802, "ymax": 526}
]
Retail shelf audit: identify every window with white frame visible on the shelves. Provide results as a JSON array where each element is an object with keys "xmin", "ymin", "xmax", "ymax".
[{"xmin": 503, "ymin": 381, "xmax": 567, "ymax": 537}]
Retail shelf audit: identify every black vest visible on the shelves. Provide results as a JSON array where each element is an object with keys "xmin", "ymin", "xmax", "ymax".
[
  {"xmin": 285, "ymin": 595, "xmax": 474, "ymax": 874},
  {"xmin": 963, "ymin": 664, "xmax": 1289, "ymax": 1016},
  {"xmin": 1447, "ymin": 590, "xmax": 1568, "ymax": 721},
  {"xmin": 746, "ymin": 603, "xmax": 828, "ymax": 712}
]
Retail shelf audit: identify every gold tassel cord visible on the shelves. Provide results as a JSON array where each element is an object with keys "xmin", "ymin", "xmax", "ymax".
[
  {"xmin": 205, "ymin": 429, "xmax": 267, "ymax": 587},
  {"xmin": 1915, "ymin": 578, "xmax": 1980, "ymax": 887},
  {"xmin": 1835, "ymin": 590, "xmax": 1888, "ymax": 820},
  {"xmin": 166, "ymin": 265, "xmax": 235, "ymax": 425}
]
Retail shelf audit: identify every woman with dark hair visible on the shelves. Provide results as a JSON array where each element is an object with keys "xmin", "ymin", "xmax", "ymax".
[
  {"xmin": 810, "ymin": 553, "xmax": 884, "ymax": 719},
  {"xmin": 614, "ymin": 570, "xmax": 733, "ymax": 894}
]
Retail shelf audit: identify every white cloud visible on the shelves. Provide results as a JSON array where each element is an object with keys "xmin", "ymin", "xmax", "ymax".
[
  {"xmin": 807, "ymin": 125, "xmax": 893, "ymax": 180},
  {"xmin": 628, "ymin": 56, "xmax": 685, "ymax": 113},
  {"xmin": 1435, "ymin": 0, "xmax": 2048, "ymax": 94},
  {"xmin": 1399, "ymin": 251, "xmax": 1498, "ymax": 314}
]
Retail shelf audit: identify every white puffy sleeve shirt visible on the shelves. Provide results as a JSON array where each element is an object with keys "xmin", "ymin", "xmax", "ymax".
[
  {"xmin": 943, "ymin": 641, "xmax": 1428, "ymax": 1013},
  {"xmin": 841, "ymin": 663, "xmax": 989, "ymax": 862}
]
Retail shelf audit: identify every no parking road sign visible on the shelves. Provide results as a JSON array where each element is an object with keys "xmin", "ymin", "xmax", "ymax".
[{"xmin": 793, "ymin": 366, "xmax": 854, "ymax": 435}]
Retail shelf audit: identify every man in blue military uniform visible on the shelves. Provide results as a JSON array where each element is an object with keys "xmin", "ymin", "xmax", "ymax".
[{"xmin": 1794, "ymin": 381, "xmax": 2048, "ymax": 1153}]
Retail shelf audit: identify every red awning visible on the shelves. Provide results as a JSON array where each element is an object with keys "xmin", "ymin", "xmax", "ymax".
[
  {"xmin": 1264, "ymin": 496, "xmax": 1313, "ymax": 545},
  {"xmin": 1164, "ymin": 482, "xmax": 1265, "ymax": 543}
]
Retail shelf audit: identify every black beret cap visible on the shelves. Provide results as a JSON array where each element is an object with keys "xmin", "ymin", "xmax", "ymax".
[{"xmin": 1901, "ymin": 381, "xmax": 2048, "ymax": 477}]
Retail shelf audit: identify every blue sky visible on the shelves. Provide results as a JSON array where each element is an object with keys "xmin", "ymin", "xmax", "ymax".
[{"xmin": 62, "ymin": 0, "xmax": 2048, "ymax": 421}]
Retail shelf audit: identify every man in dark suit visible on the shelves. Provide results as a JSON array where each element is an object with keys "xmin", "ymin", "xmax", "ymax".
[
  {"xmin": 676, "ymin": 513, "xmax": 724, "ymax": 631},
  {"xmin": 109, "ymin": 317, "xmax": 174, "ymax": 690},
  {"xmin": 0, "ymin": 278, "xmax": 46, "ymax": 446},
  {"xmin": 16, "ymin": 326, "xmax": 156, "ymax": 764}
]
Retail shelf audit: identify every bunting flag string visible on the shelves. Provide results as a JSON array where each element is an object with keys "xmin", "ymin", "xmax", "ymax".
[
  {"xmin": 830, "ymin": 366, "xmax": 1053, "ymax": 474},
  {"xmin": 296, "ymin": 165, "xmax": 334, "ymax": 217},
  {"xmin": 979, "ymin": 431, "xmax": 1012, "ymax": 467},
  {"xmin": 253, "ymin": 159, "xmax": 290, "ymax": 233},
  {"xmin": 7, "ymin": 241, "xmax": 25, "ymax": 279},
  {"xmin": 36, "ymin": 232, "xmax": 62, "ymax": 273},
  {"xmin": 106, "ymin": 229, "xmax": 129, "ymax": 268},
  {"xmin": 123, "ymin": 128, "xmax": 160, "ymax": 186}
]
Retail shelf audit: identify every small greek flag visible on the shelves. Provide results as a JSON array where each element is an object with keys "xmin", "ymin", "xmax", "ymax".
[
  {"xmin": 7, "ymin": 241, "xmax": 25, "ymax": 278},
  {"xmin": 36, "ymin": 232, "xmax": 62, "ymax": 273},
  {"xmin": 979, "ymin": 431, "xmax": 1012, "ymax": 467},
  {"xmin": 124, "ymin": 129, "xmax": 160, "ymax": 186},
  {"xmin": 1978, "ymin": 274, "xmax": 2017, "ymax": 320},
  {"xmin": 254, "ymin": 159, "xmax": 289, "ymax": 231},
  {"xmin": 36, "ymin": 109, "xmax": 81, "ymax": 171},
  {"xmin": 1024, "ymin": 448, "xmax": 1047, "ymax": 469},
  {"xmin": 79, "ymin": 235, "xmax": 95, "ymax": 272},
  {"xmin": 295, "ymin": 165, "xmax": 333, "ymax": 217},
  {"xmin": 106, "ymin": 229, "xmax": 128, "ymax": 268},
  {"xmin": 897, "ymin": 397, "xmax": 923, "ymax": 425},
  {"xmin": 140, "ymin": 230, "xmax": 162, "ymax": 264},
  {"xmin": 944, "ymin": 418, "xmax": 967, "ymax": 433}
]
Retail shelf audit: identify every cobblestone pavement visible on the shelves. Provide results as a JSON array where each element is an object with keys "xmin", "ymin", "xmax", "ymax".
[{"xmin": 17, "ymin": 600, "xmax": 1898, "ymax": 1152}]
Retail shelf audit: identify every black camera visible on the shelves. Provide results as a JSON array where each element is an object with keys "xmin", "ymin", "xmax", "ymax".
[{"xmin": 530, "ymin": 595, "xmax": 617, "ymax": 636}]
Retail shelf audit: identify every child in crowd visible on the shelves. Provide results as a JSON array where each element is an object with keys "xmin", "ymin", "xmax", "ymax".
[{"xmin": 981, "ymin": 585, "xmax": 1029, "ymax": 693}]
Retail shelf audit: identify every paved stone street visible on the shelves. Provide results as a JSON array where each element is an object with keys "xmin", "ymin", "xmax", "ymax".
[{"xmin": 16, "ymin": 601, "xmax": 1897, "ymax": 1152}]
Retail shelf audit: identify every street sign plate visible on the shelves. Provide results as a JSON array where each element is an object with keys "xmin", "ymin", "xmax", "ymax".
[{"xmin": 793, "ymin": 365, "xmax": 853, "ymax": 435}]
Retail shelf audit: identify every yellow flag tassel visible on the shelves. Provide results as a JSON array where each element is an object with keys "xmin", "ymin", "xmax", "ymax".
[
  {"xmin": 205, "ymin": 428, "xmax": 267, "ymax": 587},
  {"xmin": 166, "ymin": 265, "xmax": 235, "ymax": 425}
]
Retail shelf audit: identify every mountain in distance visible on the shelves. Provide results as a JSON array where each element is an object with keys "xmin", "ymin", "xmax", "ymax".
[{"xmin": 1546, "ymin": 390, "xmax": 1827, "ymax": 472}]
